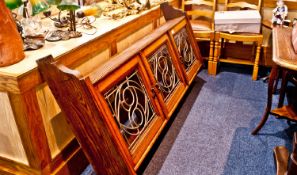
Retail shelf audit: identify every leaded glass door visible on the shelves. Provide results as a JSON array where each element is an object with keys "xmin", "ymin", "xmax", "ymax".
[
  {"xmin": 169, "ymin": 19, "xmax": 203, "ymax": 84},
  {"xmin": 94, "ymin": 56, "xmax": 165, "ymax": 166},
  {"xmin": 141, "ymin": 34, "xmax": 187, "ymax": 118}
]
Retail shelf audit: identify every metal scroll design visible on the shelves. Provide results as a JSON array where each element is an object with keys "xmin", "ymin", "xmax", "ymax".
[
  {"xmin": 104, "ymin": 71, "xmax": 156, "ymax": 148},
  {"xmin": 174, "ymin": 27, "xmax": 196, "ymax": 71},
  {"xmin": 148, "ymin": 44, "xmax": 180, "ymax": 101}
]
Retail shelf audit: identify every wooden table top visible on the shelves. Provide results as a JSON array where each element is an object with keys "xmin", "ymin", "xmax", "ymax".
[{"xmin": 273, "ymin": 26, "xmax": 297, "ymax": 71}]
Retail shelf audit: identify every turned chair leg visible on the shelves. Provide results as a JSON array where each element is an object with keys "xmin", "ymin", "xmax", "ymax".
[
  {"xmin": 211, "ymin": 33, "xmax": 220, "ymax": 75},
  {"xmin": 208, "ymin": 37, "xmax": 214, "ymax": 75},
  {"xmin": 252, "ymin": 66, "xmax": 279, "ymax": 135},
  {"xmin": 252, "ymin": 44, "xmax": 261, "ymax": 81}
]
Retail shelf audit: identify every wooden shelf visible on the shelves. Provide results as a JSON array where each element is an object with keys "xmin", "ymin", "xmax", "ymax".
[{"xmin": 271, "ymin": 105, "xmax": 297, "ymax": 121}]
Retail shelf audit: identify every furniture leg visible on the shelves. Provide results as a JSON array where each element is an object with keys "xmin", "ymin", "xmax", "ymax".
[
  {"xmin": 278, "ymin": 69, "xmax": 289, "ymax": 108},
  {"xmin": 208, "ymin": 36, "xmax": 214, "ymax": 75},
  {"xmin": 252, "ymin": 65, "xmax": 279, "ymax": 135},
  {"xmin": 210, "ymin": 33, "xmax": 220, "ymax": 75},
  {"xmin": 273, "ymin": 68, "xmax": 281, "ymax": 94},
  {"xmin": 252, "ymin": 44, "xmax": 261, "ymax": 80}
]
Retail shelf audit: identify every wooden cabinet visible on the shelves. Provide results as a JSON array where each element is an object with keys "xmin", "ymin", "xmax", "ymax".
[
  {"xmin": 0, "ymin": 4, "xmax": 181, "ymax": 175},
  {"xmin": 37, "ymin": 12, "xmax": 203, "ymax": 174}
]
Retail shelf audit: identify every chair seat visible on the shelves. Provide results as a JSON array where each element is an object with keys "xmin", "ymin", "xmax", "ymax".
[{"xmin": 190, "ymin": 19, "xmax": 212, "ymax": 31}]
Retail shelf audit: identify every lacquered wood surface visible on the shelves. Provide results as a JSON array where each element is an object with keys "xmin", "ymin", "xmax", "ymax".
[
  {"xmin": 273, "ymin": 27, "xmax": 297, "ymax": 71},
  {"xmin": 88, "ymin": 17, "xmax": 185, "ymax": 84},
  {"xmin": 35, "ymin": 6, "xmax": 202, "ymax": 174},
  {"xmin": 37, "ymin": 56, "xmax": 135, "ymax": 175},
  {"xmin": 0, "ymin": 5, "xmax": 164, "ymax": 94},
  {"xmin": 0, "ymin": 2, "xmax": 179, "ymax": 174}
]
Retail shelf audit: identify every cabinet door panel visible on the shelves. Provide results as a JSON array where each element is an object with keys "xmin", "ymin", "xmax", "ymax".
[
  {"xmin": 94, "ymin": 56, "xmax": 165, "ymax": 166},
  {"xmin": 169, "ymin": 19, "xmax": 203, "ymax": 84},
  {"xmin": 141, "ymin": 35, "xmax": 186, "ymax": 118}
]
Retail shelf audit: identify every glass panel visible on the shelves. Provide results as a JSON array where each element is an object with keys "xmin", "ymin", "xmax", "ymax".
[
  {"xmin": 104, "ymin": 71, "xmax": 156, "ymax": 149},
  {"xmin": 148, "ymin": 44, "xmax": 180, "ymax": 101},
  {"xmin": 174, "ymin": 27, "xmax": 196, "ymax": 71}
]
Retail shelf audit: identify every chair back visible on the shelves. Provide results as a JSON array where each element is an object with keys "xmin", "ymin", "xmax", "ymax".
[
  {"xmin": 224, "ymin": 0, "xmax": 262, "ymax": 11},
  {"xmin": 182, "ymin": 0, "xmax": 216, "ymax": 25}
]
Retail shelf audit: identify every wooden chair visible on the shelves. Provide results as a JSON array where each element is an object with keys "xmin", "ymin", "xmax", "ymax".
[
  {"xmin": 212, "ymin": 0, "xmax": 263, "ymax": 80},
  {"xmin": 274, "ymin": 132, "xmax": 297, "ymax": 175},
  {"xmin": 181, "ymin": 0, "xmax": 216, "ymax": 75}
]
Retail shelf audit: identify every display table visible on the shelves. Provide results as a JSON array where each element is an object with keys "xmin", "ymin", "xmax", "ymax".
[{"xmin": 0, "ymin": 2, "xmax": 179, "ymax": 174}]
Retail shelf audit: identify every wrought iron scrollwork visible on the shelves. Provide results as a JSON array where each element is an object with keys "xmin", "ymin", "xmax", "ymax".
[
  {"xmin": 104, "ymin": 71, "xmax": 156, "ymax": 148},
  {"xmin": 148, "ymin": 44, "xmax": 180, "ymax": 101},
  {"xmin": 174, "ymin": 27, "xmax": 196, "ymax": 71}
]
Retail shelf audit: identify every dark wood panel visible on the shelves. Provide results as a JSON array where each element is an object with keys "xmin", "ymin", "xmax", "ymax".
[{"xmin": 37, "ymin": 56, "xmax": 135, "ymax": 175}]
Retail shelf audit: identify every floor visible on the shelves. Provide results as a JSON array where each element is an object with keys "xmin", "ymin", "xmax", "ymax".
[{"xmin": 82, "ymin": 65, "xmax": 297, "ymax": 175}]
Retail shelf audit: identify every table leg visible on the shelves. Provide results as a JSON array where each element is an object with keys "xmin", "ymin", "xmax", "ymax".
[
  {"xmin": 278, "ymin": 69, "xmax": 289, "ymax": 108},
  {"xmin": 272, "ymin": 68, "xmax": 281, "ymax": 94},
  {"xmin": 252, "ymin": 65, "xmax": 279, "ymax": 135}
]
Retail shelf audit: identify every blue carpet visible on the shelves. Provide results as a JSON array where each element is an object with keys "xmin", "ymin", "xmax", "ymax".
[{"xmin": 82, "ymin": 66, "xmax": 297, "ymax": 175}]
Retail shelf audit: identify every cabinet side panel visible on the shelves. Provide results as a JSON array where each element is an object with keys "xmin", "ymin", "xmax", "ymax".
[
  {"xmin": 117, "ymin": 24, "xmax": 154, "ymax": 53},
  {"xmin": 0, "ymin": 92, "xmax": 28, "ymax": 165},
  {"xmin": 75, "ymin": 49, "xmax": 110, "ymax": 76},
  {"xmin": 36, "ymin": 85, "xmax": 75, "ymax": 158}
]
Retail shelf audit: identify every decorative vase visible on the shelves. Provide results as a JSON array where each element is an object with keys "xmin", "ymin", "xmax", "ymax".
[{"xmin": 0, "ymin": 0, "xmax": 25, "ymax": 67}]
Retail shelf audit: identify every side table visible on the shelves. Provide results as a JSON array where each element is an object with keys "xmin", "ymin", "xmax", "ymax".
[{"xmin": 252, "ymin": 26, "xmax": 297, "ymax": 135}]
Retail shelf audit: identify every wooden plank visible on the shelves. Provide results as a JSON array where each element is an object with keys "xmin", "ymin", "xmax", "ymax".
[
  {"xmin": 8, "ymin": 91, "xmax": 52, "ymax": 171},
  {"xmin": 216, "ymin": 0, "xmax": 297, "ymax": 9},
  {"xmin": 219, "ymin": 57, "xmax": 255, "ymax": 65},
  {"xmin": 117, "ymin": 24, "xmax": 154, "ymax": 53},
  {"xmin": 75, "ymin": 49, "xmax": 110, "ymax": 76},
  {"xmin": 263, "ymin": 0, "xmax": 297, "ymax": 9},
  {"xmin": 0, "ymin": 157, "xmax": 39, "ymax": 175},
  {"xmin": 88, "ymin": 17, "xmax": 185, "ymax": 83},
  {"xmin": 0, "ymin": 92, "xmax": 28, "ymax": 165}
]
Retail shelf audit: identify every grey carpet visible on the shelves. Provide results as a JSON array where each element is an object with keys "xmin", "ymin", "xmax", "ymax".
[{"xmin": 82, "ymin": 66, "xmax": 297, "ymax": 175}]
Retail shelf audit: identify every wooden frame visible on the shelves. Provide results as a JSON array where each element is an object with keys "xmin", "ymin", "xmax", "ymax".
[
  {"xmin": 93, "ymin": 55, "xmax": 166, "ymax": 168},
  {"xmin": 168, "ymin": 18, "xmax": 203, "ymax": 84},
  {"xmin": 141, "ymin": 34, "xmax": 187, "ymax": 118}
]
